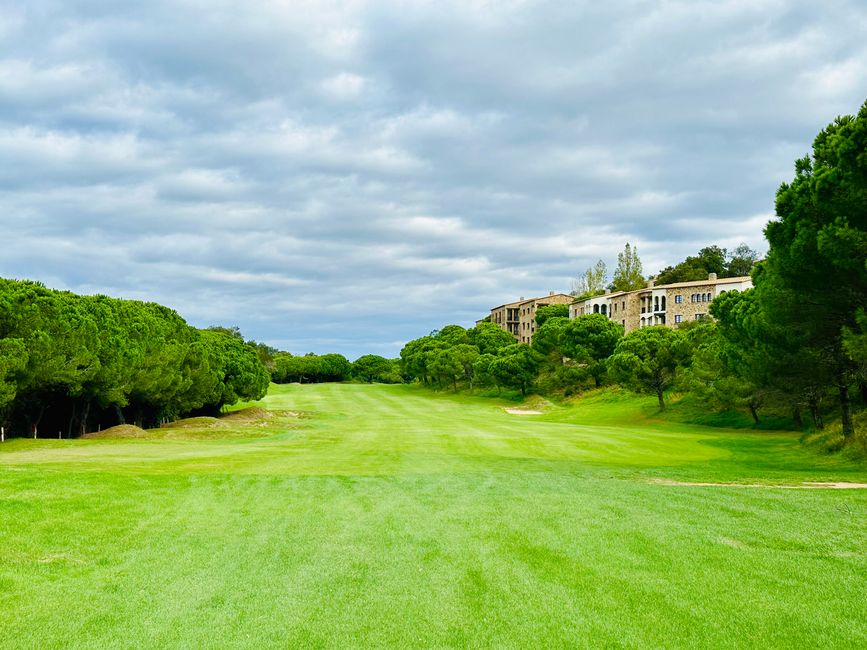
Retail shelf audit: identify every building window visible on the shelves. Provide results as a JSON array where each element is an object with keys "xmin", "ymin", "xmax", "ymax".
[
  {"xmin": 695, "ymin": 313, "xmax": 705, "ymax": 321},
  {"xmin": 675, "ymin": 315, "xmax": 682, "ymax": 324},
  {"xmin": 675, "ymin": 295, "xmax": 683, "ymax": 304}
]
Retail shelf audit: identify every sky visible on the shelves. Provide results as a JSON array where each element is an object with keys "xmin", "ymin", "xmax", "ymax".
[{"xmin": 1, "ymin": 1, "xmax": 866, "ymax": 359}]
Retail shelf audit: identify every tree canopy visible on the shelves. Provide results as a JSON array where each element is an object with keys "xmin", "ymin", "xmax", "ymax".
[
  {"xmin": 758, "ymin": 100, "xmax": 867, "ymax": 438},
  {"xmin": 610, "ymin": 243, "xmax": 645, "ymax": 292},
  {"xmin": 654, "ymin": 244, "xmax": 759, "ymax": 285},
  {"xmin": 0, "ymin": 278, "xmax": 270, "ymax": 437}
]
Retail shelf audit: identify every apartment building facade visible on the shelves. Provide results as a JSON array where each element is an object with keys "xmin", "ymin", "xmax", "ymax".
[
  {"xmin": 490, "ymin": 292, "xmax": 573, "ymax": 343},
  {"xmin": 569, "ymin": 273, "xmax": 752, "ymax": 332}
]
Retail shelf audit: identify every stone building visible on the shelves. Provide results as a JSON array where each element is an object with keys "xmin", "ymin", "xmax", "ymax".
[
  {"xmin": 490, "ymin": 292, "xmax": 573, "ymax": 343},
  {"xmin": 569, "ymin": 274, "xmax": 752, "ymax": 332}
]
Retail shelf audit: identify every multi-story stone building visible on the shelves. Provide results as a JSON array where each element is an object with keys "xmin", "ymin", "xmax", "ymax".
[
  {"xmin": 569, "ymin": 273, "xmax": 752, "ymax": 332},
  {"xmin": 490, "ymin": 292, "xmax": 573, "ymax": 343}
]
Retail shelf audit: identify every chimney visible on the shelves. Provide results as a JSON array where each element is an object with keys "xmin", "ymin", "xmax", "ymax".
[
  {"xmin": 708, "ymin": 272, "xmax": 717, "ymax": 281},
  {"xmin": 549, "ymin": 291, "xmax": 555, "ymax": 296},
  {"xmin": 647, "ymin": 278, "xmax": 655, "ymax": 288},
  {"xmin": 519, "ymin": 296, "xmax": 524, "ymax": 301}
]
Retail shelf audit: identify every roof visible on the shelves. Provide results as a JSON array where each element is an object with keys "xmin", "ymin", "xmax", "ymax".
[
  {"xmin": 517, "ymin": 293, "xmax": 572, "ymax": 306},
  {"xmin": 655, "ymin": 275, "xmax": 752, "ymax": 290},
  {"xmin": 571, "ymin": 290, "xmax": 626, "ymax": 304},
  {"xmin": 570, "ymin": 276, "xmax": 752, "ymax": 303}
]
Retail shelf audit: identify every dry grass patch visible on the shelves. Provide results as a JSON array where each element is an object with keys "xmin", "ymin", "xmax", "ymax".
[{"xmin": 82, "ymin": 424, "xmax": 149, "ymax": 439}]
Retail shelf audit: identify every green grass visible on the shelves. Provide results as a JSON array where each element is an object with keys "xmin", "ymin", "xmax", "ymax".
[{"xmin": 1, "ymin": 383, "xmax": 866, "ymax": 648}]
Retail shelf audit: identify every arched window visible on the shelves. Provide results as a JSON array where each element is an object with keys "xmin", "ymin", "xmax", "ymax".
[
  {"xmin": 593, "ymin": 304, "xmax": 599, "ymax": 313},
  {"xmin": 661, "ymin": 296, "xmax": 666, "ymax": 310},
  {"xmin": 601, "ymin": 304, "xmax": 607, "ymax": 315}
]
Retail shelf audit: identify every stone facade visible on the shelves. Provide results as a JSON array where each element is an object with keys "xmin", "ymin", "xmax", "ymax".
[
  {"xmin": 490, "ymin": 293, "xmax": 573, "ymax": 343},
  {"xmin": 569, "ymin": 274, "xmax": 753, "ymax": 333},
  {"xmin": 490, "ymin": 300, "xmax": 522, "ymax": 339},
  {"xmin": 664, "ymin": 276, "xmax": 753, "ymax": 326}
]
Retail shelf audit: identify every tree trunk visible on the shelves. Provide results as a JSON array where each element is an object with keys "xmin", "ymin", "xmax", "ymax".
[
  {"xmin": 792, "ymin": 408, "xmax": 803, "ymax": 429},
  {"xmin": 31, "ymin": 405, "xmax": 45, "ymax": 439},
  {"xmin": 860, "ymin": 381, "xmax": 867, "ymax": 405},
  {"xmin": 839, "ymin": 384, "xmax": 854, "ymax": 438},
  {"xmin": 115, "ymin": 405, "xmax": 126, "ymax": 425},
  {"xmin": 67, "ymin": 401, "xmax": 78, "ymax": 439},
  {"xmin": 808, "ymin": 398, "xmax": 823, "ymax": 430},
  {"xmin": 656, "ymin": 388, "xmax": 665, "ymax": 410},
  {"xmin": 747, "ymin": 401, "xmax": 760, "ymax": 425},
  {"xmin": 78, "ymin": 401, "xmax": 91, "ymax": 437}
]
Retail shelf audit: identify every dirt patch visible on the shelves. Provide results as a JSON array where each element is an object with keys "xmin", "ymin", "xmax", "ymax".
[
  {"xmin": 163, "ymin": 416, "xmax": 229, "ymax": 429},
  {"xmin": 504, "ymin": 408, "xmax": 544, "ymax": 415},
  {"xmin": 650, "ymin": 479, "xmax": 867, "ymax": 489},
  {"xmin": 222, "ymin": 407, "xmax": 272, "ymax": 422},
  {"xmin": 82, "ymin": 424, "xmax": 148, "ymax": 439}
]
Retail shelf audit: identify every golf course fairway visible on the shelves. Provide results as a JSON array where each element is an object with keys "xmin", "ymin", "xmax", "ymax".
[{"xmin": 1, "ymin": 383, "xmax": 865, "ymax": 648}]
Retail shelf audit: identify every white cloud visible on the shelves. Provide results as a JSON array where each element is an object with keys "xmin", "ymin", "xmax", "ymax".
[{"xmin": 319, "ymin": 72, "xmax": 366, "ymax": 99}]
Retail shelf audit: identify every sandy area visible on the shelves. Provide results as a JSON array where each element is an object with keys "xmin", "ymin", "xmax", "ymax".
[
  {"xmin": 504, "ymin": 408, "xmax": 544, "ymax": 415},
  {"xmin": 650, "ymin": 479, "xmax": 867, "ymax": 489}
]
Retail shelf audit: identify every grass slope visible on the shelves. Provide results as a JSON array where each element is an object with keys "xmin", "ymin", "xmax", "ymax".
[{"xmin": 1, "ymin": 384, "xmax": 865, "ymax": 648}]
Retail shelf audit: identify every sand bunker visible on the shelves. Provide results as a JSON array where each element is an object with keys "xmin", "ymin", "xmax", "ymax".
[
  {"xmin": 504, "ymin": 408, "xmax": 544, "ymax": 415},
  {"xmin": 650, "ymin": 479, "xmax": 867, "ymax": 489}
]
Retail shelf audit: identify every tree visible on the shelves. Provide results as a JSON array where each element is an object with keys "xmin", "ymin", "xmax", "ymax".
[
  {"xmin": 726, "ymin": 244, "xmax": 760, "ymax": 277},
  {"xmin": 0, "ymin": 339, "xmax": 27, "ymax": 441},
  {"xmin": 654, "ymin": 244, "xmax": 760, "ymax": 285},
  {"xmin": 468, "ymin": 322, "xmax": 515, "ymax": 356},
  {"xmin": 561, "ymin": 314, "xmax": 623, "ymax": 388},
  {"xmin": 435, "ymin": 325, "xmax": 469, "ymax": 347},
  {"xmin": 452, "ymin": 344, "xmax": 480, "ymax": 389},
  {"xmin": 610, "ymin": 243, "xmax": 645, "ymax": 292},
  {"xmin": 490, "ymin": 344, "xmax": 540, "ymax": 396},
  {"xmin": 472, "ymin": 354, "xmax": 498, "ymax": 390},
  {"xmin": 680, "ymin": 320, "xmax": 767, "ymax": 425},
  {"xmin": 352, "ymin": 355, "xmax": 392, "ymax": 383},
  {"xmin": 608, "ymin": 326, "xmax": 689, "ymax": 409},
  {"xmin": 532, "ymin": 316, "xmax": 570, "ymax": 362},
  {"xmin": 429, "ymin": 348, "xmax": 464, "ymax": 390},
  {"xmin": 572, "ymin": 259, "xmax": 607, "ymax": 299},
  {"xmin": 535, "ymin": 304, "xmax": 569, "ymax": 326},
  {"xmin": 760, "ymin": 100, "xmax": 867, "ymax": 438},
  {"xmin": 399, "ymin": 336, "xmax": 444, "ymax": 384}
]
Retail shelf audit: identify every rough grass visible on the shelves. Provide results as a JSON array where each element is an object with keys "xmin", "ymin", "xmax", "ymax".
[{"xmin": 1, "ymin": 383, "xmax": 866, "ymax": 648}]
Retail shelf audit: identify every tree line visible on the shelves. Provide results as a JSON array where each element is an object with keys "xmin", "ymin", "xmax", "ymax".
[
  {"xmin": 270, "ymin": 352, "xmax": 402, "ymax": 385},
  {"xmin": 0, "ymin": 279, "xmax": 271, "ymax": 439},
  {"xmin": 0, "ymin": 281, "xmax": 411, "ymax": 439}
]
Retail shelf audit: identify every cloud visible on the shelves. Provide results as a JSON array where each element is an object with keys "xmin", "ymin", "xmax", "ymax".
[{"xmin": 0, "ymin": 0, "xmax": 865, "ymax": 357}]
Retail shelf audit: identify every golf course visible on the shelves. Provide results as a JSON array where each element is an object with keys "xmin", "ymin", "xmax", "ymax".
[{"xmin": 1, "ymin": 383, "xmax": 865, "ymax": 648}]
